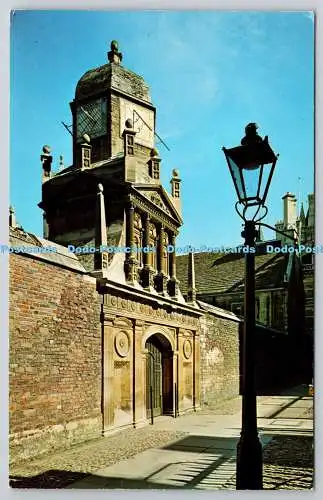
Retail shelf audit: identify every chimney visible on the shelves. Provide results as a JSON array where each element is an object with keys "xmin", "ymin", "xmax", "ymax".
[{"xmin": 282, "ymin": 192, "xmax": 297, "ymax": 230}]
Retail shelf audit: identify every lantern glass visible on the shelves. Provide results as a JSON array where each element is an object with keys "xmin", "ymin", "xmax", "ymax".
[
  {"xmin": 226, "ymin": 155, "xmax": 245, "ymax": 201},
  {"xmin": 241, "ymin": 165, "xmax": 262, "ymax": 203},
  {"xmin": 223, "ymin": 141, "xmax": 277, "ymax": 208}
]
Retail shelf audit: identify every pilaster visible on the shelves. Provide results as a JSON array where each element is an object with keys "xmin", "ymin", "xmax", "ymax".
[
  {"xmin": 102, "ymin": 313, "xmax": 116, "ymax": 430},
  {"xmin": 133, "ymin": 319, "xmax": 146, "ymax": 427},
  {"xmin": 124, "ymin": 201, "xmax": 138, "ymax": 285}
]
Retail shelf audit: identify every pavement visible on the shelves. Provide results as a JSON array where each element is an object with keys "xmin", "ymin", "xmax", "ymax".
[{"xmin": 66, "ymin": 388, "xmax": 313, "ymax": 490}]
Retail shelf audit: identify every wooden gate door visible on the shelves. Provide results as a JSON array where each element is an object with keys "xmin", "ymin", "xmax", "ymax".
[{"xmin": 146, "ymin": 339, "xmax": 162, "ymax": 418}]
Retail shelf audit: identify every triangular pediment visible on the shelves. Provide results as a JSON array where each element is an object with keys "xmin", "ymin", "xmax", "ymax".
[{"xmin": 133, "ymin": 184, "xmax": 182, "ymax": 224}]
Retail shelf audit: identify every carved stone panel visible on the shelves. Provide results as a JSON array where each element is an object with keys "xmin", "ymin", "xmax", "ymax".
[
  {"xmin": 183, "ymin": 339, "xmax": 192, "ymax": 360},
  {"xmin": 114, "ymin": 331, "xmax": 130, "ymax": 357}
]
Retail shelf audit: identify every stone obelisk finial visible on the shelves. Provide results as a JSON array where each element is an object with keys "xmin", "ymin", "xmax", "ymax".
[
  {"xmin": 187, "ymin": 251, "xmax": 197, "ymax": 304},
  {"xmin": 93, "ymin": 183, "xmax": 108, "ymax": 276}
]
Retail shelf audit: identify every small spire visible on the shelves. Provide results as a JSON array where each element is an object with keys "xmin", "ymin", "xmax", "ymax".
[
  {"xmin": 41, "ymin": 145, "xmax": 53, "ymax": 181},
  {"xmin": 59, "ymin": 155, "xmax": 64, "ymax": 171},
  {"xmin": 170, "ymin": 169, "xmax": 181, "ymax": 198},
  {"xmin": 108, "ymin": 40, "xmax": 123, "ymax": 65},
  {"xmin": 79, "ymin": 134, "xmax": 92, "ymax": 170},
  {"xmin": 9, "ymin": 205, "xmax": 16, "ymax": 228},
  {"xmin": 94, "ymin": 183, "xmax": 108, "ymax": 272},
  {"xmin": 187, "ymin": 251, "xmax": 197, "ymax": 304},
  {"xmin": 256, "ymin": 225, "xmax": 264, "ymax": 242}
]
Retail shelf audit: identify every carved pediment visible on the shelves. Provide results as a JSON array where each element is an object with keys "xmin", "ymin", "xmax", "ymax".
[
  {"xmin": 144, "ymin": 191, "xmax": 171, "ymax": 214},
  {"xmin": 133, "ymin": 185, "xmax": 181, "ymax": 221}
]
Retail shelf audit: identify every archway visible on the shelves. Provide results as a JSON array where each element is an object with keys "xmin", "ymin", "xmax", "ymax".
[{"xmin": 145, "ymin": 333, "xmax": 173, "ymax": 419}]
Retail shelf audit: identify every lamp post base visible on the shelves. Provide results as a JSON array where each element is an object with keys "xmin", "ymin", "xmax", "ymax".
[{"xmin": 236, "ymin": 431, "xmax": 263, "ymax": 490}]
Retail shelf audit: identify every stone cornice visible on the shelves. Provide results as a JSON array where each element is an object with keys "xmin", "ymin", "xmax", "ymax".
[
  {"xmin": 112, "ymin": 88, "xmax": 156, "ymax": 111},
  {"xmin": 98, "ymin": 277, "xmax": 203, "ymax": 320}
]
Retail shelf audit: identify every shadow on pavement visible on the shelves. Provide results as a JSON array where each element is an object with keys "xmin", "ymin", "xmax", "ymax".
[
  {"xmin": 9, "ymin": 471, "xmax": 89, "ymax": 489},
  {"xmin": 161, "ymin": 435, "xmax": 238, "ymax": 452},
  {"xmin": 9, "ymin": 433, "xmax": 313, "ymax": 490}
]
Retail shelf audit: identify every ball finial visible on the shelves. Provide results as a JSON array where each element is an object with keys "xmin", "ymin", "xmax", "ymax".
[
  {"xmin": 42, "ymin": 145, "xmax": 51, "ymax": 154},
  {"xmin": 111, "ymin": 40, "xmax": 119, "ymax": 51},
  {"xmin": 108, "ymin": 40, "xmax": 123, "ymax": 64},
  {"xmin": 150, "ymin": 148, "xmax": 159, "ymax": 158},
  {"xmin": 82, "ymin": 133, "xmax": 91, "ymax": 144},
  {"xmin": 98, "ymin": 183, "xmax": 104, "ymax": 193},
  {"xmin": 125, "ymin": 118, "xmax": 133, "ymax": 129}
]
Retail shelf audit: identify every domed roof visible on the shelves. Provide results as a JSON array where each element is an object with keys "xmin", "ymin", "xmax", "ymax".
[{"xmin": 75, "ymin": 61, "xmax": 151, "ymax": 103}]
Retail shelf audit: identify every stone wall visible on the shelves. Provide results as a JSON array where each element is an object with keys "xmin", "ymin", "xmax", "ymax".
[
  {"xmin": 9, "ymin": 253, "xmax": 102, "ymax": 464},
  {"xmin": 199, "ymin": 311, "xmax": 240, "ymax": 407}
]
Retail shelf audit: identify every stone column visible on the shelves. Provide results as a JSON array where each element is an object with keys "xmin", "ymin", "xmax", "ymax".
[
  {"xmin": 157, "ymin": 224, "xmax": 163, "ymax": 272},
  {"xmin": 168, "ymin": 233, "xmax": 179, "ymax": 298},
  {"xmin": 143, "ymin": 213, "xmax": 150, "ymax": 267},
  {"xmin": 177, "ymin": 329, "xmax": 184, "ymax": 414},
  {"xmin": 141, "ymin": 213, "xmax": 155, "ymax": 290},
  {"xmin": 133, "ymin": 319, "xmax": 145, "ymax": 427},
  {"xmin": 194, "ymin": 330, "xmax": 201, "ymax": 411},
  {"xmin": 124, "ymin": 201, "xmax": 138, "ymax": 284},
  {"xmin": 155, "ymin": 224, "xmax": 168, "ymax": 295},
  {"xmin": 173, "ymin": 347, "xmax": 179, "ymax": 417}
]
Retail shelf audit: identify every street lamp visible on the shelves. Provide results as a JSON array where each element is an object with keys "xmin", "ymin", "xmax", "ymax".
[{"xmin": 222, "ymin": 123, "xmax": 279, "ymax": 490}]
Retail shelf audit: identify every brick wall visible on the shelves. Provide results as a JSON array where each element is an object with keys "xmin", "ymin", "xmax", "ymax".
[
  {"xmin": 9, "ymin": 254, "xmax": 102, "ymax": 464},
  {"xmin": 199, "ymin": 312, "xmax": 240, "ymax": 407}
]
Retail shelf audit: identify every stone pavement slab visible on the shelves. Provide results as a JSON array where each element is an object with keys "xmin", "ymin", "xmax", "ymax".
[{"xmin": 69, "ymin": 391, "xmax": 313, "ymax": 490}]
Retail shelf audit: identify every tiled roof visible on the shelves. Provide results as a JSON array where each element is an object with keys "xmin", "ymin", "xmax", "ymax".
[
  {"xmin": 176, "ymin": 251, "xmax": 288, "ymax": 296},
  {"xmin": 197, "ymin": 300, "xmax": 241, "ymax": 322}
]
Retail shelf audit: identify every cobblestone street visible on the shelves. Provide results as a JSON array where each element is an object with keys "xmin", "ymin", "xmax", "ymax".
[
  {"xmin": 9, "ymin": 427, "xmax": 187, "ymax": 488},
  {"xmin": 9, "ymin": 390, "xmax": 314, "ymax": 490}
]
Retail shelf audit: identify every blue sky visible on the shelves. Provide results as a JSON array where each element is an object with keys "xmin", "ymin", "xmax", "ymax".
[{"xmin": 10, "ymin": 10, "xmax": 314, "ymax": 248}]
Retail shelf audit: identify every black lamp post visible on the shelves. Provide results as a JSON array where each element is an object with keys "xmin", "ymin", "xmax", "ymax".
[{"xmin": 222, "ymin": 123, "xmax": 279, "ymax": 490}]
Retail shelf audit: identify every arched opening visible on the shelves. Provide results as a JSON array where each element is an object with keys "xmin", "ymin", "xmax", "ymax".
[{"xmin": 145, "ymin": 333, "xmax": 173, "ymax": 418}]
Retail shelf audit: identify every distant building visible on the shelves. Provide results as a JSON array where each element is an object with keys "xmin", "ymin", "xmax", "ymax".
[
  {"xmin": 177, "ymin": 250, "xmax": 304, "ymax": 337},
  {"xmin": 274, "ymin": 192, "xmax": 314, "ymax": 338},
  {"xmin": 176, "ymin": 191, "xmax": 314, "ymax": 391}
]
